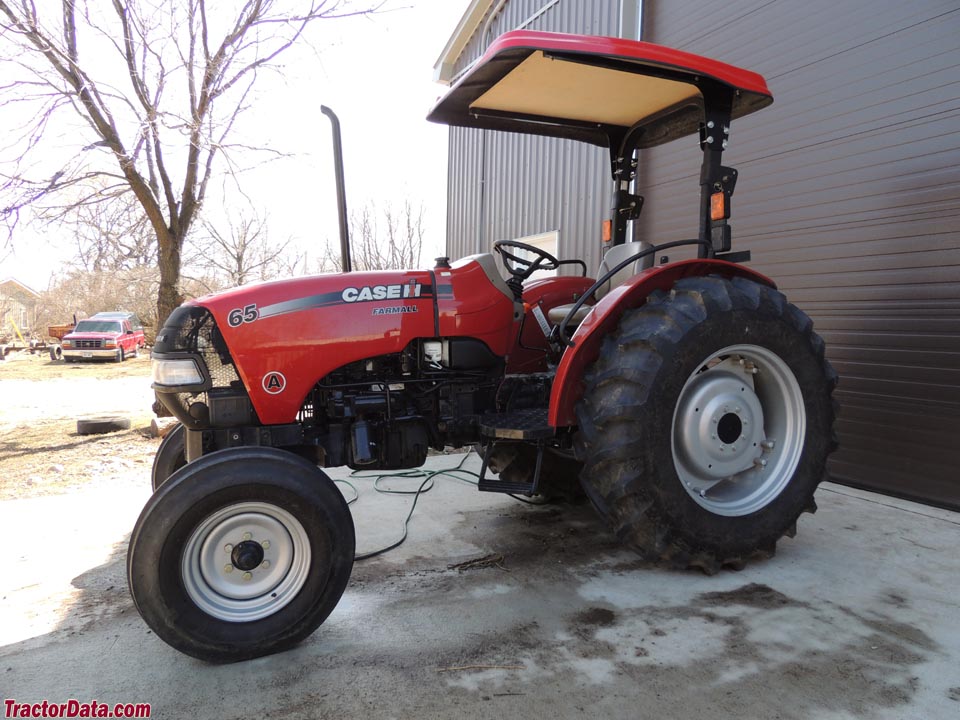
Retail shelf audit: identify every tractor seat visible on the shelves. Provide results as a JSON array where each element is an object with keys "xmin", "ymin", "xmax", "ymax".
[{"xmin": 546, "ymin": 240, "xmax": 652, "ymax": 326}]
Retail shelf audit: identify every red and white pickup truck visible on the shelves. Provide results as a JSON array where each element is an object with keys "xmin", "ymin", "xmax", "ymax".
[{"xmin": 61, "ymin": 312, "xmax": 146, "ymax": 362}]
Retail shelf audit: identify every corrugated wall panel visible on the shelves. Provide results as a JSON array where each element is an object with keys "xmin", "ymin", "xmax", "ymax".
[
  {"xmin": 445, "ymin": 0, "xmax": 621, "ymax": 266},
  {"xmin": 639, "ymin": 0, "xmax": 960, "ymax": 508}
]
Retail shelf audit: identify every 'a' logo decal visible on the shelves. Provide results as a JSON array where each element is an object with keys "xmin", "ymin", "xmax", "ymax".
[{"xmin": 262, "ymin": 371, "xmax": 287, "ymax": 394}]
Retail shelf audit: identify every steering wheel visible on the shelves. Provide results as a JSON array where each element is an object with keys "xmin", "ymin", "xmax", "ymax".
[{"xmin": 493, "ymin": 240, "xmax": 560, "ymax": 281}]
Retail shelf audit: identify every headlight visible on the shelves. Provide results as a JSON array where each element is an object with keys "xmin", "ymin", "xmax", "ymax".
[
  {"xmin": 105, "ymin": 339, "xmax": 117, "ymax": 348},
  {"xmin": 152, "ymin": 358, "xmax": 204, "ymax": 386},
  {"xmin": 62, "ymin": 340, "xmax": 72, "ymax": 348}
]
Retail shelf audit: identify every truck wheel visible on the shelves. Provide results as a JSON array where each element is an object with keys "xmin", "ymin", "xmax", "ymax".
[
  {"xmin": 151, "ymin": 423, "xmax": 186, "ymax": 491},
  {"xmin": 484, "ymin": 443, "xmax": 584, "ymax": 502},
  {"xmin": 49, "ymin": 345, "xmax": 62, "ymax": 361},
  {"xmin": 115, "ymin": 347, "xmax": 125, "ymax": 362},
  {"xmin": 127, "ymin": 447, "xmax": 355, "ymax": 662},
  {"xmin": 576, "ymin": 276, "xmax": 837, "ymax": 573}
]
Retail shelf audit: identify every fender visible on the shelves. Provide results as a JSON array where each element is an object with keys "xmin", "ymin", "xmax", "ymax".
[{"xmin": 547, "ymin": 259, "xmax": 776, "ymax": 427}]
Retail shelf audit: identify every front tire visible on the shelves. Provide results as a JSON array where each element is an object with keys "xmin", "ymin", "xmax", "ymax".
[
  {"xmin": 127, "ymin": 447, "xmax": 355, "ymax": 662},
  {"xmin": 151, "ymin": 422, "xmax": 186, "ymax": 491},
  {"xmin": 576, "ymin": 276, "xmax": 837, "ymax": 573}
]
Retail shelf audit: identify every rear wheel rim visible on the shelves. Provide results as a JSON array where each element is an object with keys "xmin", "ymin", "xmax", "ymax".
[
  {"xmin": 671, "ymin": 344, "xmax": 805, "ymax": 516},
  {"xmin": 181, "ymin": 501, "xmax": 312, "ymax": 622}
]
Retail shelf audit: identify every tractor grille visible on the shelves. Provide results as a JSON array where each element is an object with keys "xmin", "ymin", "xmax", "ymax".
[
  {"xmin": 155, "ymin": 306, "xmax": 246, "ymax": 428},
  {"xmin": 76, "ymin": 339, "xmax": 102, "ymax": 349}
]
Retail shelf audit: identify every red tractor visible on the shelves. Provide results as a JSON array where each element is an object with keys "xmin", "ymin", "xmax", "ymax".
[{"xmin": 129, "ymin": 31, "xmax": 836, "ymax": 662}]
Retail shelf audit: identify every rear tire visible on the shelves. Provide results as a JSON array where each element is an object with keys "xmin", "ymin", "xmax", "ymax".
[
  {"xmin": 576, "ymin": 276, "xmax": 837, "ymax": 573},
  {"xmin": 128, "ymin": 447, "xmax": 355, "ymax": 662},
  {"xmin": 151, "ymin": 423, "xmax": 186, "ymax": 491}
]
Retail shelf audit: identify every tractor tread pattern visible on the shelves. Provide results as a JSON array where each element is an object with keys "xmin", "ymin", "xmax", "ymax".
[{"xmin": 575, "ymin": 275, "xmax": 837, "ymax": 574}]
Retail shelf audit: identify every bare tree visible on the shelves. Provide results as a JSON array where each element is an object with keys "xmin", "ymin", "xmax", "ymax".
[
  {"xmin": 195, "ymin": 211, "xmax": 297, "ymax": 286},
  {"xmin": 61, "ymin": 188, "xmax": 157, "ymax": 272},
  {"xmin": 320, "ymin": 199, "xmax": 426, "ymax": 272},
  {"xmin": 0, "ymin": 0, "xmax": 378, "ymax": 324}
]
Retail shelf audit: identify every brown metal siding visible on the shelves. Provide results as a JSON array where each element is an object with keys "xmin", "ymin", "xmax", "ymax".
[{"xmin": 640, "ymin": 0, "xmax": 960, "ymax": 508}]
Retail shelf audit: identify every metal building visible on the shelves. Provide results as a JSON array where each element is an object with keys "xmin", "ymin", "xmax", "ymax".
[{"xmin": 434, "ymin": 0, "xmax": 960, "ymax": 509}]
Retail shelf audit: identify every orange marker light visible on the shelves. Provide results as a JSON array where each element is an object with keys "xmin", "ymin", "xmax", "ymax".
[
  {"xmin": 602, "ymin": 219, "xmax": 612, "ymax": 243},
  {"xmin": 711, "ymin": 192, "xmax": 727, "ymax": 221}
]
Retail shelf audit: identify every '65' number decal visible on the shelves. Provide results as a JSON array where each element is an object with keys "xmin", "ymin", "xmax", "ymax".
[{"xmin": 227, "ymin": 304, "xmax": 259, "ymax": 327}]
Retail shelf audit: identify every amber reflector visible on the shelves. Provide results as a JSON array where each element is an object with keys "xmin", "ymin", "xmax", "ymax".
[
  {"xmin": 602, "ymin": 220, "xmax": 612, "ymax": 242},
  {"xmin": 710, "ymin": 192, "xmax": 726, "ymax": 221}
]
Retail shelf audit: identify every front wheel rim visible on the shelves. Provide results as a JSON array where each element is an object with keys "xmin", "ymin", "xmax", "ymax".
[
  {"xmin": 671, "ymin": 344, "xmax": 806, "ymax": 516},
  {"xmin": 181, "ymin": 501, "xmax": 312, "ymax": 622}
]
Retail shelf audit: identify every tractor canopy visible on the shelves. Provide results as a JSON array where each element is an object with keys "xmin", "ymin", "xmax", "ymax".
[{"xmin": 427, "ymin": 30, "xmax": 773, "ymax": 150}]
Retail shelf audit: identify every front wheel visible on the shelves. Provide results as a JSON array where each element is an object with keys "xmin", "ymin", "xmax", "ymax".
[
  {"xmin": 127, "ymin": 447, "xmax": 355, "ymax": 662},
  {"xmin": 151, "ymin": 422, "xmax": 186, "ymax": 491},
  {"xmin": 576, "ymin": 276, "xmax": 837, "ymax": 573}
]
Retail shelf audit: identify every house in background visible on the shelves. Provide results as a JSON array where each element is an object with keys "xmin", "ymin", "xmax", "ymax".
[
  {"xmin": 433, "ymin": 0, "xmax": 960, "ymax": 509},
  {"xmin": 0, "ymin": 277, "xmax": 40, "ymax": 336}
]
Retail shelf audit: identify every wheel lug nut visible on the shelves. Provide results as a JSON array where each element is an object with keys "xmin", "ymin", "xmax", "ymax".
[
  {"xmin": 242, "ymin": 572, "xmax": 252, "ymax": 581},
  {"xmin": 754, "ymin": 458, "xmax": 767, "ymax": 468},
  {"xmin": 261, "ymin": 541, "xmax": 270, "ymax": 550},
  {"xmin": 224, "ymin": 543, "xmax": 233, "ymax": 553},
  {"xmin": 242, "ymin": 532, "xmax": 252, "ymax": 541},
  {"xmin": 224, "ymin": 564, "xmax": 234, "ymax": 573},
  {"xmin": 261, "ymin": 560, "xmax": 270, "ymax": 569}
]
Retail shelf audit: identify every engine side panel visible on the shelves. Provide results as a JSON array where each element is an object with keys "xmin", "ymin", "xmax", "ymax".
[
  {"xmin": 201, "ymin": 272, "xmax": 436, "ymax": 425},
  {"xmin": 548, "ymin": 259, "xmax": 776, "ymax": 427}
]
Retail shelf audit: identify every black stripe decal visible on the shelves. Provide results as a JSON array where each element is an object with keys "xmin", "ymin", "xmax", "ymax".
[{"xmin": 428, "ymin": 271, "xmax": 440, "ymax": 336}]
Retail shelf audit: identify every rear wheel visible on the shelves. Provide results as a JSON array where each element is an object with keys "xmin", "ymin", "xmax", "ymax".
[
  {"xmin": 576, "ymin": 276, "xmax": 837, "ymax": 573},
  {"xmin": 127, "ymin": 447, "xmax": 355, "ymax": 662}
]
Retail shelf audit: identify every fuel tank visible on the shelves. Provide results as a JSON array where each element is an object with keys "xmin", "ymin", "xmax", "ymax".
[{"xmin": 192, "ymin": 256, "xmax": 515, "ymax": 424}]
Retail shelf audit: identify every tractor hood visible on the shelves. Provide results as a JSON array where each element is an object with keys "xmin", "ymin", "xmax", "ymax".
[
  {"xmin": 156, "ymin": 257, "xmax": 517, "ymax": 425},
  {"xmin": 427, "ymin": 30, "xmax": 772, "ymax": 149}
]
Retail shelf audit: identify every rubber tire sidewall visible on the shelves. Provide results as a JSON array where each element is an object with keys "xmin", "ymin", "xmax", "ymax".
[
  {"xmin": 128, "ymin": 447, "xmax": 356, "ymax": 663},
  {"xmin": 151, "ymin": 422, "xmax": 186, "ymax": 492}
]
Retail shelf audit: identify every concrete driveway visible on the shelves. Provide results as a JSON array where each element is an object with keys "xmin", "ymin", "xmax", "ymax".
[{"xmin": 2, "ymin": 452, "xmax": 959, "ymax": 720}]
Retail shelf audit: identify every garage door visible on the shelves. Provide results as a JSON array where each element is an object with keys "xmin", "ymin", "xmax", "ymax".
[{"xmin": 637, "ymin": 0, "xmax": 960, "ymax": 508}]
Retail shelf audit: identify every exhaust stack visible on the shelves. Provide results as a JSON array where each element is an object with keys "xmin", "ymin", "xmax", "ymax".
[{"xmin": 321, "ymin": 105, "xmax": 352, "ymax": 273}]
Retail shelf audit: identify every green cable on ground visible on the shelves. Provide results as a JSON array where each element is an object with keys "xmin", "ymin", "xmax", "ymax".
[
  {"xmin": 338, "ymin": 450, "xmax": 480, "ymax": 561},
  {"xmin": 333, "ymin": 449, "xmax": 552, "ymax": 560}
]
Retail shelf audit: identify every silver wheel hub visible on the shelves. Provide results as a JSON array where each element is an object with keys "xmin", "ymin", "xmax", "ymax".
[
  {"xmin": 671, "ymin": 344, "xmax": 805, "ymax": 516},
  {"xmin": 182, "ymin": 502, "xmax": 311, "ymax": 622}
]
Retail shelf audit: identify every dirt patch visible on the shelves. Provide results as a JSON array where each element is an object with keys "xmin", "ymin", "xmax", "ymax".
[
  {"xmin": 696, "ymin": 582, "xmax": 800, "ymax": 609},
  {"xmin": 0, "ymin": 418, "xmax": 157, "ymax": 500},
  {"xmin": 0, "ymin": 350, "xmax": 152, "ymax": 380},
  {"xmin": 0, "ymin": 357, "xmax": 156, "ymax": 499},
  {"xmin": 572, "ymin": 607, "xmax": 617, "ymax": 628}
]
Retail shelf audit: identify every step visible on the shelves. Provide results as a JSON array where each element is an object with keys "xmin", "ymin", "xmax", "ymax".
[
  {"xmin": 477, "ymin": 477, "xmax": 538, "ymax": 495},
  {"xmin": 479, "ymin": 408, "xmax": 554, "ymax": 440}
]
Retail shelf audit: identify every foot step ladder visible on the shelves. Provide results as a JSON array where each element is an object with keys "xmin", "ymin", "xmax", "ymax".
[{"xmin": 477, "ymin": 408, "xmax": 554, "ymax": 495}]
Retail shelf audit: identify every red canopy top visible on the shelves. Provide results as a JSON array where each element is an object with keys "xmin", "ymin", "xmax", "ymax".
[{"xmin": 427, "ymin": 31, "xmax": 773, "ymax": 149}]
